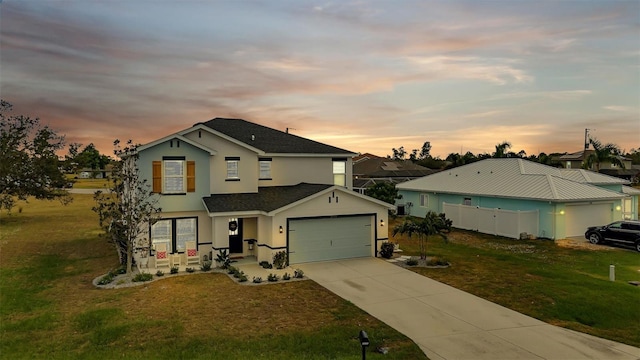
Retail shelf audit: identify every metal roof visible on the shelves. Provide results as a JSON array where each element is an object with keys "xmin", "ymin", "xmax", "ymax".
[{"xmin": 397, "ymin": 158, "xmax": 627, "ymax": 202}]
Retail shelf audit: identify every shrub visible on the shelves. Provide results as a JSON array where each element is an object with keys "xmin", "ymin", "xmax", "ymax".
[
  {"xmin": 215, "ymin": 249, "xmax": 230, "ymax": 269},
  {"xmin": 267, "ymin": 273, "xmax": 279, "ymax": 282},
  {"xmin": 238, "ymin": 274, "xmax": 248, "ymax": 282},
  {"xmin": 200, "ymin": 260, "xmax": 212, "ymax": 272},
  {"xmin": 380, "ymin": 242, "xmax": 395, "ymax": 259},
  {"xmin": 294, "ymin": 269, "xmax": 304, "ymax": 279},
  {"xmin": 186, "ymin": 267, "xmax": 195, "ymax": 273},
  {"xmin": 282, "ymin": 272, "xmax": 291, "ymax": 281},
  {"xmin": 405, "ymin": 257, "xmax": 418, "ymax": 266},
  {"xmin": 97, "ymin": 273, "xmax": 115, "ymax": 285},
  {"xmin": 252, "ymin": 276, "xmax": 262, "ymax": 284},
  {"xmin": 427, "ymin": 257, "xmax": 449, "ymax": 266},
  {"xmin": 132, "ymin": 273, "xmax": 153, "ymax": 282},
  {"xmin": 170, "ymin": 267, "xmax": 179, "ymax": 274},
  {"xmin": 227, "ymin": 266, "xmax": 237, "ymax": 274},
  {"xmin": 260, "ymin": 261, "xmax": 273, "ymax": 269},
  {"xmin": 233, "ymin": 270, "xmax": 245, "ymax": 279},
  {"xmin": 273, "ymin": 251, "xmax": 287, "ymax": 269},
  {"xmin": 155, "ymin": 270, "xmax": 164, "ymax": 277}
]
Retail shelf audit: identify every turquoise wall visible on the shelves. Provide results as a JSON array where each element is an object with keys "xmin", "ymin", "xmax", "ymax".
[
  {"xmin": 398, "ymin": 190, "xmax": 557, "ymax": 238},
  {"xmin": 138, "ymin": 139, "xmax": 211, "ymax": 212}
]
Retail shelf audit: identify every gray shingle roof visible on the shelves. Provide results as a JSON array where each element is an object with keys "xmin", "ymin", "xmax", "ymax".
[
  {"xmin": 197, "ymin": 118, "xmax": 354, "ymax": 154},
  {"xmin": 202, "ymin": 183, "xmax": 333, "ymax": 213},
  {"xmin": 397, "ymin": 158, "xmax": 627, "ymax": 202}
]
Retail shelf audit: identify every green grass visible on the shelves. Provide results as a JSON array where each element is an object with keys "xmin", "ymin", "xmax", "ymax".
[
  {"xmin": 0, "ymin": 196, "xmax": 426, "ymax": 359},
  {"xmin": 391, "ymin": 217, "xmax": 640, "ymax": 347},
  {"xmin": 68, "ymin": 177, "xmax": 110, "ymax": 189}
]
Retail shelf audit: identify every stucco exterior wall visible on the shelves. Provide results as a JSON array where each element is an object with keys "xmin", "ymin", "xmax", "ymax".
[
  {"xmin": 137, "ymin": 140, "xmax": 211, "ymax": 212},
  {"xmin": 266, "ymin": 156, "xmax": 353, "ymax": 189}
]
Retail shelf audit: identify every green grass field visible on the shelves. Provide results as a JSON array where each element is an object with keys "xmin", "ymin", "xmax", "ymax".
[
  {"xmin": 0, "ymin": 196, "xmax": 426, "ymax": 359},
  {"xmin": 391, "ymin": 217, "xmax": 640, "ymax": 347}
]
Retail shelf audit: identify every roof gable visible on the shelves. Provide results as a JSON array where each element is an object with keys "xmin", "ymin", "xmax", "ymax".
[
  {"xmin": 136, "ymin": 134, "xmax": 216, "ymax": 155},
  {"xmin": 397, "ymin": 158, "xmax": 626, "ymax": 202},
  {"xmin": 196, "ymin": 118, "xmax": 354, "ymax": 155}
]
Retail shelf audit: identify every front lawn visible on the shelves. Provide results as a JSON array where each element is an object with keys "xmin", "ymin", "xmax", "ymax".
[
  {"xmin": 0, "ymin": 195, "xmax": 426, "ymax": 359},
  {"xmin": 390, "ymin": 216, "xmax": 640, "ymax": 347}
]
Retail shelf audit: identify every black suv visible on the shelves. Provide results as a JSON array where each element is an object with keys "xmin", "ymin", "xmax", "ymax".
[{"xmin": 585, "ymin": 220, "xmax": 640, "ymax": 252}]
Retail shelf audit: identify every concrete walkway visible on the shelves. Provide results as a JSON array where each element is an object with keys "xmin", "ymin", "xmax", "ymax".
[{"xmin": 297, "ymin": 258, "xmax": 640, "ymax": 360}]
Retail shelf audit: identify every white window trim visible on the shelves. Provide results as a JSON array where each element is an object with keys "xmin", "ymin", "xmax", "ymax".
[
  {"xmin": 259, "ymin": 160, "xmax": 272, "ymax": 180},
  {"xmin": 226, "ymin": 160, "xmax": 239, "ymax": 179},
  {"xmin": 333, "ymin": 160, "xmax": 346, "ymax": 187},
  {"xmin": 163, "ymin": 160, "xmax": 186, "ymax": 194},
  {"xmin": 419, "ymin": 194, "xmax": 429, "ymax": 207}
]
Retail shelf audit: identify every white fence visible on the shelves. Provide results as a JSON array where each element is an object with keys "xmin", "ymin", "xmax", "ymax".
[{"xmin": 443, "ymin": 202, "xmax": 539, "ymax": 239}]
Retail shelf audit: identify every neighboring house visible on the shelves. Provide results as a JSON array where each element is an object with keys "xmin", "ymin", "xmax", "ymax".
[
  {"xmin": 135, "ymin": 118, "xmax": 393, "ymax": 267},
  {"xmin": 396, "ymin": 158, "xmax": 639, "ymax": 240},
  {"xmin": 559, "ymin": 150, "xmax": 637, "ymax": 180},
  {"xmin": 561, "ymin": 150, "xmax": 636, "ymax": 169},
  {"xmin": 352, "ymin": 153, "xmax": 437, "ymax": 194}
]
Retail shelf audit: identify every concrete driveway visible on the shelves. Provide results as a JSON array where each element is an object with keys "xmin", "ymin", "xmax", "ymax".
[{"xmin": 296, "ymin": 258, "xmax": 640, "ymax": 360}]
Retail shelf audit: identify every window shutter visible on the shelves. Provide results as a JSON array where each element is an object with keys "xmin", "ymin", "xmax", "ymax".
[
  {"xmin": 187, "ymin": 161, "xmax": 195, "ymax": 192},
  {"xmin": 152, "ymin": 161, "xmax": 162, "ymax": 193}
]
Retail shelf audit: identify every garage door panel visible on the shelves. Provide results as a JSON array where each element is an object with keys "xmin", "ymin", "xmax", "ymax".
[
  {"xmin": 289, "ymin": 216, "xmax": 372, "ymax": 264},
  {"xmin": 565, "ymin": 203, "xmax": 612, "ymax": 237}
]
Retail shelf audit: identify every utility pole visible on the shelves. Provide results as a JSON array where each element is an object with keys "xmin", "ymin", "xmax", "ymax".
[{"xmin": 584, "ymin": 128, "xmax": 591, "ymax": 150}]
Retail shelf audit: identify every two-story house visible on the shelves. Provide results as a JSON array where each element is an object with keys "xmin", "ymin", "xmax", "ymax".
[{"xmin": 134, "ymin": 118, "xmax": 393, "ymax": 268}]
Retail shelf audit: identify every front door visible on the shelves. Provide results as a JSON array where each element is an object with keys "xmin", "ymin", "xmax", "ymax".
[{"xmin": 229, "ymin": 218, "xmax": 243, "ymax": 254}]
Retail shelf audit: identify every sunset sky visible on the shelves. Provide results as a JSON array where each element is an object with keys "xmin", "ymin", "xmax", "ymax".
[{"xmin": 2, "ymin": 1, "xmax": 639, "ymax": 159}]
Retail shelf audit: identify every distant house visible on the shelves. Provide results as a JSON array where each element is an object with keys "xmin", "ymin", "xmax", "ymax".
[
  {"xmin": 396, "ymin": 158, "xmax": 639, "ymax": 240},
  {"xmin": 352, "ymin": 153, "xmax": 437, "ymax": 194},
  {"xmin": 133, "ymin": 118, "xmax": 393, "ymax": 268},
  {"xmin": 559, "ymin": 150, "xmax": 637, "ymax": 180}
]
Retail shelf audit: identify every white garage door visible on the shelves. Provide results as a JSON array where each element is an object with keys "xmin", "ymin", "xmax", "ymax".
[
  {"xmin": 288, "ymin": 216, "xmax": 372, "ymax": 264},
  {"xmin": 565, "ymin": 203, "xmax": 613, "ymax": 237}
]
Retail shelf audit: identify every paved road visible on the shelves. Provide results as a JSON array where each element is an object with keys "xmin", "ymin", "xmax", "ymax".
[{"xmin": 297, "ymin": 258, "xmax": 640, "ymax": 360}]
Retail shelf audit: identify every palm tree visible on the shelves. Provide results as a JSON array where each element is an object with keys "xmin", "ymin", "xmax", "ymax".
[
  {"xmin": 584, "ymin": 138, "xmax": 624, "ymax": 171},
  {"xmin": 493, "ymin": 141, "xmax": 512, "ymax": 158},
  {"xmin": 392, "ymin": 211, "xmax": 450, "ymax": 259}
]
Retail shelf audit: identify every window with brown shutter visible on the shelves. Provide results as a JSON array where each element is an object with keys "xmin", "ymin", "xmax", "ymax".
[
  {"xmin": 187, "ymin": 161, "xmax": 195, "ymax": 192},
  {"xmin": 152, "ymin": 161, "xmax": 162, "ymax": 193}
]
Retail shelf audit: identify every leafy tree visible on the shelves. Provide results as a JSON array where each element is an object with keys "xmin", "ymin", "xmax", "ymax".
[
  {"xmin": 408, "ymin": 148, "xmax": 418, "ymax": 161},
  {"xmin": 75, "ymin": 143, "xmax": 111, "ymax": 171},
  {"xmin": 364, "ymin": 182, "xmax": 402, "ymax": 206},
  {"xmin": 492, "ymin": 141, "xmax": 512, "ymax": 158},
  {"xmin": 584, "ymin": 137, "xmax": 624, "ymax": 171},
  {"xmin": 392, "ymin": 211, "xmax": 450, "ymax": 259},
  {"xmin": 626, "ymin": 148, "xmax": 640, "ymax": 165},
  {"xmin": 418, "ymin": 141, "xmax": 432, "ymax": 160},
  {"xmin": 391, "ymin": 146, "xmax": 407, "ymax": 160},
  {"xmin": 93, "ymin": 140, "xmax": 161, "ymax": 274},
  {"xmin": 0, "ymin": 100, "xmax": 71, "ymax": 212}
]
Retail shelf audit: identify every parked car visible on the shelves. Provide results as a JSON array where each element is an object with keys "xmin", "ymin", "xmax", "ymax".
[{"xmin": 584, "ymin": 220, "xmax": 640, "ymax": 252}]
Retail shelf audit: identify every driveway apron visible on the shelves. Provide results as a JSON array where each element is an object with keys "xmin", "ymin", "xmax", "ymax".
[{"xmin": 296, "ymin": 258, "xmax": 640, "ymax": 360}]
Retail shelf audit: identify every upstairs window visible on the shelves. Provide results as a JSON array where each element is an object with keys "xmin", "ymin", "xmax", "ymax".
[
  {"xmin": 152, "ymin": 158, "xmax": 195, "ymax": 194},
  {"xmin": 164, "ymin": 160, "xmax": 184, "ymax": 193},
  {"xmin": 333, "ymin": 159, "xmax": 346, "ymax": 187},
  {"xmin": 226, "ymin": 157, "xmax": 240, "ymax": 180},
  {"xmin": 259, "ymin": 158, "xmax": 272, "ymax": 180}
]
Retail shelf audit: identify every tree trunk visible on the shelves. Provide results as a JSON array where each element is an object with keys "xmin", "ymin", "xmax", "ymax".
[{"xmin": 126, "ymin": 238, "xmax": 133, "ymax": 274}]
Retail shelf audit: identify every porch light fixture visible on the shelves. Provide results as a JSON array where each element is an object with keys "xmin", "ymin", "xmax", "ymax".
[
  {"xmin": 279, "ymin": 226, "xmax": 283, "ymax": 234},
  {"xmin": 559, "ymin": 210, "xmax": 565, "ymax": 215},
  {"xmin": 615, "ymin": 205, "xmax": 621, "ymax": 211},
  {"xmin": 380, "ymin": 219, "xmax": 384, "ymax": 227},
  {"xmin": 359, "ymin": 330, "xmax": 370, "ymax": 360}
]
